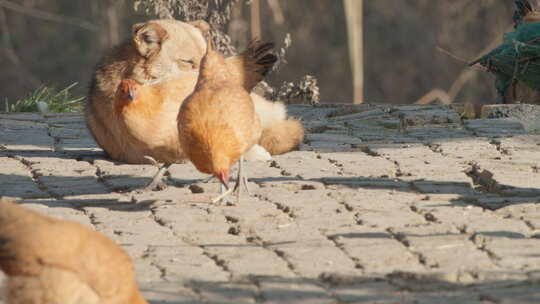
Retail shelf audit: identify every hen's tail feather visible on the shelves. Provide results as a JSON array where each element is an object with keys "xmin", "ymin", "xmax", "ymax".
[
  {"xmin": 245, "ymin": 40, "xmax": 275, "ymax": 58},
  {"xmin": 258, "ymin": 55, "xmax": 279, "ymax": 76},
  {"xmin": 243, "ymin": 40, "xmax": 278, "ymax": 76},
  {"xmin": 226, "ymin": 40, "xmax": 277, "ymax": 90}
]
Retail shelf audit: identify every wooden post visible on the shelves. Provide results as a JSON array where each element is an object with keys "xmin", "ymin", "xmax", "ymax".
[
  {"xmin": 106, "ymin": 5, "xmax": 119, "ymax": 47},
  {"xmin": 344, "ymin": 0, "xmax": 364, "ymax": 104},
  {"xmin": 267, "ymin": 0, "xmax": 284, "ymax": 25},
  {"xmin": 250, "ymin": 0, "xmax": 261, "ymax": 40}
]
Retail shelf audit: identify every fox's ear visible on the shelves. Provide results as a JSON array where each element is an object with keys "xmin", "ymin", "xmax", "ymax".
[
  {"xmin": 132, "ymin": 22, "xmax": 169, "ymax": 58},
  {"xmin": 188, "ymin": 20, "xmax": 211, "ymax": 35}
]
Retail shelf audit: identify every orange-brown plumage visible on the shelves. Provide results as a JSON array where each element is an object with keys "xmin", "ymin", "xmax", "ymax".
[
  {"xmin": 178, "ymin": 39, "xmax": 277, "ymax": 192},
  {"xmin": 0, "ymin": 198, "xmax": 147, "ymax": 304},
  {"xmin": 224, "ymin": 40, "xmax": 277, "ymax": 90}
]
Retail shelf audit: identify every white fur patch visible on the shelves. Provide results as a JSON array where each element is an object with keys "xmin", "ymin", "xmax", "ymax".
[
  {"xmin": 251, "ymin": 94, "xmax": 286, "ymax": 129},
  {"xmin": 244, "ymin": 144, "xmax": 272, "ymax": 162}
]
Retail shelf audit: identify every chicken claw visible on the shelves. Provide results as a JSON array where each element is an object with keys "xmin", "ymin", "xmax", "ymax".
[
  {"xmin": 211, "ymin": 183, "xmax": 234, "ymax": 204},
  {"xmin": 234, "ymin": 155, "xmax": 252, "ymax": 201},
  {"xmin": 212, "ymin": 156, "xmax": 251, "ymax": 204},
  {"xmin": 143, "ymin": 156, "xmax": 171, "ymax": 191}
]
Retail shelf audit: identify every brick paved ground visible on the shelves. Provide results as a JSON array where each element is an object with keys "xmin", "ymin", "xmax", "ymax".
[{"xmin": 1, "ymin": 104, "xmax": 540, "ymax": 303}]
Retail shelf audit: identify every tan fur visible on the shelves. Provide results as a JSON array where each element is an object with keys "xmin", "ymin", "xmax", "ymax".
[
  {"xmin": 86, "ymin": 19, "xmax": 304, "ymax": 164},
  {"xmin": 259, "ymin": 118, "xmax": 305, "ymax": 155},
  {"xmin": 114, "ymin": 74, "xmax": 197, "ymax": 164},
  {"xmin": 6, "ymin": 269, "xmax": 100, "ymax": 304},
  {"xmin": 251, "ymin": 94, "xmax": 287, "ymax": 128},
  {"xmin": 86, "ymin": 19, "xmax": 208, "ymax": 163},
  {"xmin": 251, "ymin": 94, "xmax": 303, "ymax": 154},
  {"xmin": 0, "ymin": 198, "xmax": 147, "ymax": 304}
]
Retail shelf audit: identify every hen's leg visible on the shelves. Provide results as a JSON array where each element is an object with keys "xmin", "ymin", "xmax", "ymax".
[
  {"xmin": 211, "ymin": 156, "xmax": 251, "ymax": 204},
  {"xmin": 211, "ymin": 182, "xmax": 233, "ymax": 204},
  {"xmin": 233, "ymin": 156, "xmax": 251, "ymax": 202},
  {"xmin": 143, "ymin": 156, "xmax": 170, "ymax": 191},
  {"xmin": 241, "ymin": 157, "xmax": 251, "ymax": 196}
]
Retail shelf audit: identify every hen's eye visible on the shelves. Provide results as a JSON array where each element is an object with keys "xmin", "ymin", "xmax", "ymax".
[{"xmin": 178, "ymin": 58, "xmax": 195, "ymax": 65}]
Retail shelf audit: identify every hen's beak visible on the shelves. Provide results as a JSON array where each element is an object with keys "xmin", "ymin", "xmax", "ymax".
[
  {"xmin": 127, "ymin": 86, "xmax": 136, "ymax": 101},
  {"xmin": 216, "ymin": 171, "xmax": 229, "ymax": 189}
]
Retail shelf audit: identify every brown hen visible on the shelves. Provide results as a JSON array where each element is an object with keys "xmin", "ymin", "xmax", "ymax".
[
  {"xmin": 177, "ymin": 38, "xmax": 277, "ymax": 202},
  {"xmin": 0, "ymin": 198, "xmax": 146, "ymax": 304}
]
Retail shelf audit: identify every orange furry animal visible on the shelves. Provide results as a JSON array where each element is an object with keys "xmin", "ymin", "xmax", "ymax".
[
  {"xmin": 255, "ymin": 100, "xmax": 304, "ymax": 155},
  {"xmin": 114, "ymin": 75, "xmax": 195, "ymax": 164},
  {"xmin": 0, "ymin": 198, "xmax": 146, "ymax": 304},
  {"xmin": 178, "ymin": 39, "xmax": 277, "ymax": 202},
  {"xmin": 86, "ymin": 20, "xmax": 210, "ymax": 164},
  {"xmin": 87, "ymin": 19, "xmax": 304, "ymax": 167},
  {"xmin": 114, "ymin": 74, "xmax": 199, "ymax": 189}
]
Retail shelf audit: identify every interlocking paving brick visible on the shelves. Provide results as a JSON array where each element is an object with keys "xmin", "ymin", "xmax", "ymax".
[
  {"xmin": 257, "ymin": 278, "xmax": 336, "ymax": 304},
  {"xmin": 141, "ymin": 282, "xmax": 200, "ymax": 304},
  {"xmin": 272, "ymin": 151, "xmax": 343, "ymax": 179},
  {"xmin": 319, "ymin": 152, "xmax": 396, "ymax": 178},
  {"xmin": 330, "ymin": 280, "xmax": 407, "ymax": 304},
  {"xmin": 0, "ymin": 158, "xmax": 48, "ymax": 198},
  {"xmin": 390, "ymin": 225, "xmax": 497, "ymax": 282},
  {"xmin": 2, "ymin": 106, "xmax": 540, "ymax": 303},
  {"xmin": 326, "ymin": 226, "xmax": 425, "ymax": 274}
]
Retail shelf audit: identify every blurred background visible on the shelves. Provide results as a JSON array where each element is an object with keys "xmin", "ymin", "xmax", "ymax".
[{"xmin": 0, "ymin": 0, "xmax": 518, "ymax": 110}]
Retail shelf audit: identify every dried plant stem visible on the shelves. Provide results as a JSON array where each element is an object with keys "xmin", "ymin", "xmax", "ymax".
[
  {"xmin": 414, "ymin": 89, "xmax": 452, "ymax": 105},
  {"xmin": 416, "ymin": 25, "xmax": 514, "ymax": 105}
]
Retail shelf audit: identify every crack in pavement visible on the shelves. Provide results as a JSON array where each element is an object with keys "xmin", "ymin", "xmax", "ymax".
[{"xmin": 386, "ymin": 227, "xmax": 430, "ymax": 269}]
